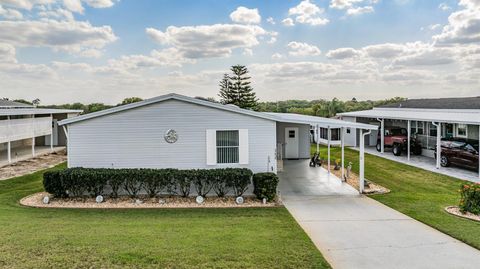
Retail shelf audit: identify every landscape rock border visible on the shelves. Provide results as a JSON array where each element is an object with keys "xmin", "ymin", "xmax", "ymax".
[
  {"xmin": 445, "ymin": 206, "xmax": 480, "ymax": 222},
  {"xmin": 20, "ymin": 192, "xmax": 282, "ymax": 209}
]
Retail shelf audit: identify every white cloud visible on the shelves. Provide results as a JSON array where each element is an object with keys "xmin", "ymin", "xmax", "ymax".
[
  {"xmin": 282, "ymin": 17, "xmax": 295, "ymax": 26},
  {"xmin": 428, "ymin": 23, "xmax": 442, "ymax": 30},
  {"xmin": 230, "ymin": 6, "xmax": 261, "ymax": 24},
  {"xmin": 38, "ymin": 8, "xmax": 74, "ymax": 21},
  {"xmin": 0, "ymin": 43, "xmax": 16, "ymax": 63},
  {"xmin": 346, "ymin": 5, "xmax": 374, "ymax": 15},
  {"xmin": 83, "ymin": 0, "xmax": 115, "ymax": 8},
  {"xmin": 363, "ymin": 43, "xmax": 405, "ymax": 58},
  {"xmin": 433, "ymin": 0, "xmax": 480, "ymax": 45},
  {"xmin": 438, "ymin": 3, "xmax": 451, "ymax": 11},
  {"xmin": 243, "ymin": 48, "xmax": 253, "ymax": 56},
  {"xmin": 266, "ymin": 17, "xmax": 275, "ymax": 25},
  {"xmin": 271, "ymin": 53, "xmax": 283, "ymax": 60},
  {"xmin": 330, "ymin": 0, "xmax": 364, "ymax": 9},
  {"xmin": 0, "ymin": 20, "xmax": 117, "ymax": 56},
  {"xmin": 63, "ymin": 0, "xmax": 83, "ymax": 13},
  {"xmin": 391, "ymin": 48, "xmax": 456, "ymax": 66},
  {"xmin": 146, "ymin": 24, "xmax": 271, "ymax": 59},
  {"xmin": 0, "ymin": 4, "xmax": 22, "ymax": 19},
  {"xmin": 286, "ymin": 0, "xmax": 329, "ymax": 26},
  {"xmin": 287, "ymin": 41, "xmax": 321, "ymax": 56},
  {"xmin": 326, "ymin": 47, "xmax": 362, "ymax": 59}
]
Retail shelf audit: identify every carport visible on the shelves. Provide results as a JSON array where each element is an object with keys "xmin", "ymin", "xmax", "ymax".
[
  {"xmin": 339, "ymin": 108, "xmax": 480, "ymax": 180},
  {"xmin": 268, "ymin": 113, "xmax": 378, "ymax": 193}
]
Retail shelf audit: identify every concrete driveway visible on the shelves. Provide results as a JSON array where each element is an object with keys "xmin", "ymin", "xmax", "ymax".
[{"xmin": 279, "ymin": 160, "xmax": 480, "ymax": 269}]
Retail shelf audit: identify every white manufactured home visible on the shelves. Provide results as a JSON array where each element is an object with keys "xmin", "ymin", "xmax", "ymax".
[
  {"xmin": 0, "ymin": 99, "xmax": 81, "ymax": 167},
  {"xmin": 59, "ymin": 94, "xmax": 376, "ymax": 189}
]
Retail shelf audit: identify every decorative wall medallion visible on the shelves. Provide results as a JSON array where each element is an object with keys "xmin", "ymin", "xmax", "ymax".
[{"xmin": 164, "ymin": 129, "xmax": 178, "ymax": 143}]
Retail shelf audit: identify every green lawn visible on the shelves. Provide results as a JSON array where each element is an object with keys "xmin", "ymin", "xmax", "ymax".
[
  {"xmin": 0, "ymin": 163, "xmax": 330, "ymax": 269},
  {"xmin": 311, "ymin": 144, "xmax": 480, "ymax": 249}
]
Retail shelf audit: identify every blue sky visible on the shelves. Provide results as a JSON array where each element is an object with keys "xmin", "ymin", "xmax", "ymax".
[{"xmin": 0, "ymin": 0, "xmax": 478, "ymax": 103}]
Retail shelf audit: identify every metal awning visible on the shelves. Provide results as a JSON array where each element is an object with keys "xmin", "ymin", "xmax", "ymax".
[
  {"xmin": 338, "ymin": 108, "xmax": 480, "ymax": 125},
  {"xmin": 0, "ymin": 108, "xmax": 82, "ymax": 116},
  {"xmin": 265, "ymin": 112, "xmax": 378, "ymax": 130}
]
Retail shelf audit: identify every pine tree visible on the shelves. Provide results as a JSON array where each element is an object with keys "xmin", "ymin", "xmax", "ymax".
[
  {"xmin": 218, "ymin": 73, "xmax": 233, "ymax": 104},
  {"xmin": 218, "ymin": 65, "xmax": 258, "ymax": 109}
]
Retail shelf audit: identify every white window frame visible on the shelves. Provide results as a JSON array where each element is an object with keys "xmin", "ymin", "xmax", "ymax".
[
  {"xmin": 216, "ymin": 130, "xmax": 240, "ymax": 164},
  {"xmin": 456, "ymin": 124, "xmax": 468, "ymax": 138},
  {"xmin": 206, "ymin": 129, "xmax": 248, "ymax": 166}
]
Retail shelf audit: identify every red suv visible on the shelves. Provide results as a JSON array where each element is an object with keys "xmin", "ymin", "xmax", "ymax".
[
  {"xmin": 436, "ymin": 138, "xmax": 479, "ymax": 171},
  {"xmin": 376, "ymin": 126, "xmax": 422, "ymax": 156}
]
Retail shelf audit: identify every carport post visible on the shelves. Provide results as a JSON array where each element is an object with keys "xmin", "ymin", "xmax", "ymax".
[
  {"xmin": 31, "ymin": 114, "xmax": 35, "ymax": 157},
  {"xmin": 360, "ymin": 129, "xmax": 371, "ymax": 194},
  {"xmin": 407, "ymin": 120, "xmax": 411, "ymax": 162},
  {"xmin": 327, "ymin": 126, "xmax": 331, "ymax": 173},
  {"xmin": 7, "ymin": 116, "xmax": 11, "ymax": 163},
  {"xmin": 478, "ymin": 125, "xmax": 480, "ymax": 179},
  {"xmin": 50, "ymin": 114, "xmax": 54, "ymax": 152},
  {"xmin": 432, "ymin": 122, "xmax": 441, "ymax": 169},
  {"xmin": 341, "ymin": 127, "xmax": 345, "ymax": 181},
  {"xmin": 316, "ymin": 124, "xmax": 320, "ymax": 154},
  {"xmin": 377, "ymin": 118, "xmax": 384, "ymax": 153}
]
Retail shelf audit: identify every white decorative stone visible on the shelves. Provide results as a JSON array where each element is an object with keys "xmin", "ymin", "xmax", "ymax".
[
  {"xmin": 235, "ymin": 196, "xmax": 244, "ymax": 205},
  {"xmin": 42, "ymin": 196, "xmax": 50, "ymax": 204},
  {"xmin": 135, "ymin": 199, "xmax": 143, "ymax": 205},
  {"xmin": 262, "ymin": 198, "xmax": 267, "ymax": 204},
  {"xmin": 158, "ymin": 199, "xmax": 166, "ymax": 204},
  {"xmin": 95, "ymin": 195, "xmax": 104, "ymax": 203},
  {"xmin": 196, "ymin": 196, "xmax": 204, "ymax": 204}
]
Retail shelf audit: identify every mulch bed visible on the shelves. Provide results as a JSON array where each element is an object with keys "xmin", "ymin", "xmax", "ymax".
[
  {"xmin": 323, "ymin": 163, "xmax": 390, "ymax": 194},
  {"xmin": 0, "ymin": 150, "xmax": 67, "ymax": 180},
  {"xmin": 445, "ymin": 206, "xmax": 480, "ymax": 222},
  {"xmin": 20, "ymin": 192, "xmax": 281, "ymax": 209}
]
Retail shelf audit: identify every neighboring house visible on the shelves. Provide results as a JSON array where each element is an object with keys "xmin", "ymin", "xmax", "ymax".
[
  {"xmin": 338, "ymin": 97, "xmax": 480, "ymax": 177},
  {"xmin": 0, "ymin": 100, "xmax": 81, "ymax": 166},
  {"xmin": 59, "ymin": 93, "xmax": 376, "ymax": 174}
]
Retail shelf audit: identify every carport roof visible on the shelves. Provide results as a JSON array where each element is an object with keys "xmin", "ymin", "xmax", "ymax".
[
  {"xmin": 338, "ymin": 108, "xmax": 480, "ymax": 125},
  {"xmin": 265, "ymin": 112, "xmax": 378, "ymax": 130},
  {"xmin": 0, "ymin": 108, "xmax": 82, "ymax": 116}
]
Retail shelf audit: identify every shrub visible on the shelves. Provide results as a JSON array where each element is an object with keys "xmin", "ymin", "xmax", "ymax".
[
  {"xmin": 193, "ymin": 169, "xmax": 214, "ymax": 197},
  {"xmin": 123, "ymin": 169, "xmax": 144, "ymax": 198},
  {"xmin": 42, "ymin": 167, "xmax": 255, "ymax": 199},
  {"xmin": 43, "ymin": 170, "xmax": 67, "ymax": 198},
  {"xmin": 229, "ymin": 168, "xmax": 253, "ymax": 196},
  {"xmin": 143, "ymin": 169, "xmax": 167, "ymax": 198},
  {"xmin": 253, "ymin": 172, "xmax": 279, "ymax": 202},
  {"xmin": 212, "ymin": 169, "xmax": 231, "ymax": 197},
  {"xmin": 459, "ymin": 183, "xmax": 480, "ymax": 215}
]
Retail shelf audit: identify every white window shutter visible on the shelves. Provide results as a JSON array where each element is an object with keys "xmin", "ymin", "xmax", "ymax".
[
  {"xmin": 206, "ymin": 129, "xmax": 217, "ymax": 165},
  {"xmin": 239, "ymin": 129, "xmax": 249, "ymax": 164}
]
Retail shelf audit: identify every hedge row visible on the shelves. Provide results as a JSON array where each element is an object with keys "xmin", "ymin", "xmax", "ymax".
[{"xmin": 43, "ymin": 168, "xmax": 278, "ymax": 201}]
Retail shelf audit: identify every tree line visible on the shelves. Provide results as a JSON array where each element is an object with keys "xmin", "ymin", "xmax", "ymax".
[{"xmin": 4, "ymin": 65, "xmax": 405, "ymax": 117}]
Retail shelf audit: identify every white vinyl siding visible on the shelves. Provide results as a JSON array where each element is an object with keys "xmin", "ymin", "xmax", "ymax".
[{"xmin": 68, "ymin": 100, "xmax": 273, "ymax": 173}]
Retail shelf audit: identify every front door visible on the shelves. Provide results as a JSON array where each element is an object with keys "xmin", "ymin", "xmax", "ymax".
[{"xmin": 285, "ymin": 127, "xmax": 299, "ymax": 159}]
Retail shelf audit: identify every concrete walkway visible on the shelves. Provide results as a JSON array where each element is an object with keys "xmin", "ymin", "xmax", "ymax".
[{"xmin": 279, "ymin": 160, "xmax": 480, "ymax": 269}]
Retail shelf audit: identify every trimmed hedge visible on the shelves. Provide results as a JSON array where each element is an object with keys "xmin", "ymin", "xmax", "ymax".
[
  {"xmin": 253, "ymin": 172, "xmax": 279, "ymax": 202},
  {"xmin": 43, "ymin": 167, "xmax": 255, "ymax": 199},
  {"xmin": 460, "ymin": 183, "xmax": 480, "ymax": 215}
]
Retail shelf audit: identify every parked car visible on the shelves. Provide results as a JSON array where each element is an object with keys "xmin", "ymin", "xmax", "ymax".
[
  {"xmin": 435, "ymin": 138, "xmax": 479, "ymax": 171},
  {"xmin": 376, "ymin": 126, "xmax": 422, "ymax": 156}
]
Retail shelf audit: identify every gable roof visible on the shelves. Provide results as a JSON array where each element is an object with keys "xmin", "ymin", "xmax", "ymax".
[
  {"xmin": 59, "ymin": 93, "xmax": 378, "ymax": 130},
  {"xmin": 0, "ymin": 99, "xmax": 33, "ymax": 108},
  {"xmin": 59, "ymin": 93, "xmax": 279, "ymax": 126},
  {"xmin": 379, "ymin": 97, "xmax": 480, "ymax": 110}
]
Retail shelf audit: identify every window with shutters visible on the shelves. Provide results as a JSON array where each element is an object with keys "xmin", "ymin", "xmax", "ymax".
[{"xmin": 216, "ymin": 130, "xmax": 239, "ymax": 164}]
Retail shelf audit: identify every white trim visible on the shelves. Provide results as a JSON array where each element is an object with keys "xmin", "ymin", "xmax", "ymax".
[
  {"xmin": 239, "ymin": 129, "xmax": 249, "ymax": 164},
  {"xmin": 206, "ymin": 129, "xmax": 217, "ymax": 165}
]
